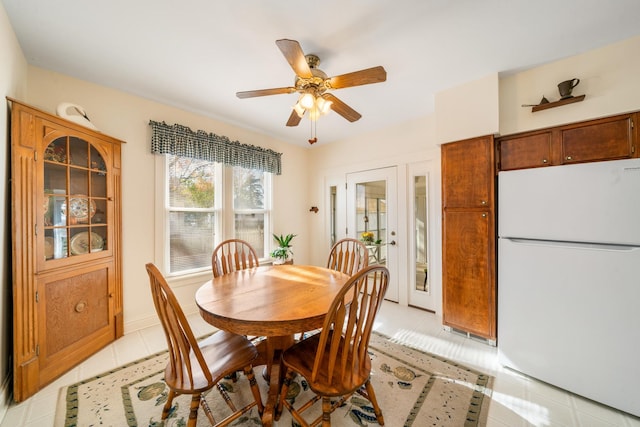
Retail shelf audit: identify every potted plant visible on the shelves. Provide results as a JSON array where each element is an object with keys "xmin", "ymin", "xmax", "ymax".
[
  {"xmin": 361, "ymin": 231, "xmax": 375, "ymax": 245},
  {"xmin": 271, "ymin": 233, "xmax": 296, "ymax": 264}
]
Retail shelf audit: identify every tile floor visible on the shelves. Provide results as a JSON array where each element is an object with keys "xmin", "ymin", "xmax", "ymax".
[{"xmin": 2, "ymin": 301, "xmax": 639, "ymax": 426}]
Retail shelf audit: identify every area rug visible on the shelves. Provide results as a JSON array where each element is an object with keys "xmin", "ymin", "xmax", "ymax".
[{"xmin": 54, "ymin": 332, "xmax": 493, "ymax": 426}]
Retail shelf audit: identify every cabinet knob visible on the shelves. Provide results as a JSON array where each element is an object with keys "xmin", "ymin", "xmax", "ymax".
[
  {"xmin": 75, "ymin": 301, "xmax": 87, "ymax": 313},
  {"xmin": 566, "ymin": 156, "xmax": 572, "ymax": 161},
  {"xmin": 482, "ymin": 213, "xmax": 487, "ymax": 218},
  {"xmin": 481, "ymin": 200, "xmax": 487, "ymax": 205},
  {"xmin": 542, "ymin": 159, "xmax": 548, "ymax": 163}
]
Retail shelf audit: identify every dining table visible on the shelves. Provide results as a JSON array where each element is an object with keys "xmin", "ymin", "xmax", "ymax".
[{"xmin": 195, "ymin": 264, "xmax": 350, "ymax": 426}]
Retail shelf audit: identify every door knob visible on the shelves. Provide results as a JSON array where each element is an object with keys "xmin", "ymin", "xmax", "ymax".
[{"xmin": 389, "ymin": 240, "xmax": 396, "ymax": 246}]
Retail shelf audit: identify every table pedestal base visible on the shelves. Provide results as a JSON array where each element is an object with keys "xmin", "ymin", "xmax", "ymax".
[{"xmin": 255, "ymin": 335, "xmax": 295, "ymax": 427}]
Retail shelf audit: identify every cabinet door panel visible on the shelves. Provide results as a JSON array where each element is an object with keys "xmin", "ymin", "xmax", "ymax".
[
  {"xmin": 442, "ymin": 210, "xmax": 495, "ymax": 339},
  {"xmin": 499, "ymin": 132, "xmax": 552, "ymax": 171},
  {"xmin": 37, "ymin": 263, "xmax": 115, "ymax": 386},
  {"xmin": 561, "ymin": 116, "xmax": 634, "ymax": 163},
  {"xmin": 442, "ymin": 136, "xmax": 494, "ymax": 208}
]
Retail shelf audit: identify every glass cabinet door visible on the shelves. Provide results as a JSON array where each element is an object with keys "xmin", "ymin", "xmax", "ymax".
[{"xmin": 43, "ymin": 135, "xmax": 108, "ymax": 261}]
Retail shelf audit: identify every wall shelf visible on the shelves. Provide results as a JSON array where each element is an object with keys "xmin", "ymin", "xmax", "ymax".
[{"xmin": 532, "ymin": 94, "xmax": 585, "ymax": 112}]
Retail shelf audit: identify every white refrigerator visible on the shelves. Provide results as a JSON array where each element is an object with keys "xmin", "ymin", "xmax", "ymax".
[{"xmin": 497, "ymin": 158, "xmax": 640, "ymax": 417}]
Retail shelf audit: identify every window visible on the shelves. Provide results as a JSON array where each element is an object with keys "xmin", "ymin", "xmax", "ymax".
[
  {"xmin": 232, "ymin": 166, "xmax": 270, "ymax": 259},
  {"xmin": 162, "ymin": 155, "xmax": 271, "ymax": 276}
]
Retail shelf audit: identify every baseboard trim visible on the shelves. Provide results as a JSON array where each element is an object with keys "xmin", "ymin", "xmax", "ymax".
[
  {"xmin": 123, "ymin": 303, "xmax": 198, "ymax": 335},
  {"xmin": 0, "ymin": 371, "xmax": 11, "ymax": 425}
]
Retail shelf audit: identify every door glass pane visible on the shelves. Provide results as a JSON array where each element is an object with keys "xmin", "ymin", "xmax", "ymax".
[
  {"xmin": 330, "ymin": 185, "xmax": 337, "ymax": 246},
  {"xmin": 68, "ymin": 136, "xmax": 88, "ymax": 167},
  {"xmin": 356, "ymin": 180, "xmax": 386, "ymax": 265},
  {"xmin": 43, "ymin": 136, "xmax": 108, "ymax": 261},
  {"xmin": 414, "ymin": 175, "xmax": 428, "ymax": 292}
]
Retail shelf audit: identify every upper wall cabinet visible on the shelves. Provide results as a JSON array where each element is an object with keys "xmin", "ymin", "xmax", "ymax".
[
  {"xmin": 496, "ymin": 130, "xmax": 554, "ymax": 171},
  {"xmin": 442, "ymin": 135, "xmax": 494, "ymax": 208},
  {"xmin": 9, "ymin": 98, "xmax": 125, "ymax": 402},
  {"xmin": 560, "ymin": 113, "xmax": 636, "ymax": 164},
  {"xmin": 497, "ymin": 112, "xmax": 638, "ymax": 171}
]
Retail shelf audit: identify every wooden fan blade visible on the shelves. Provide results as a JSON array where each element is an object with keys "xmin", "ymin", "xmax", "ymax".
[
  {"xmin": 236, "ymin": 87, "xmax": 296, "ymax": 99},
  {"xmin": 327, "ymin": 66, "xmax": 387, "ymax": 89},
  {"xmin": 322, "ymin": 93, "xmax": 362, "ymax": 122},
  {"xmin": 286, "ymin": 109, "xmax": 302, "ymax": 127},
  {"xmin": 276, "ymin": 39, "xmax": 313, "ymax": 79}
]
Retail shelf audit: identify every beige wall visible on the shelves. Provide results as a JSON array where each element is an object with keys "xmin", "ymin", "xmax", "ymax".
[
  {"xmin": 0, "ymin": 1, "xmax": 28, "ymax": 417},
  {"xmin": 24, "ymin": 67, "xmax": 310, "ymax": 331},
  {"xmin": 500, "ymin": 35, "xmax": 640, "ymax": 135},
  {"xmin": 436, "ymin": 73, "xmax": 500, "ymax": 143}
]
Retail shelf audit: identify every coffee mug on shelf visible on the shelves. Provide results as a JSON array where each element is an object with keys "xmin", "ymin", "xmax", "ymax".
[{"xmin": 558, "ymin": 78, "xmax": 580, "ymax": 99}]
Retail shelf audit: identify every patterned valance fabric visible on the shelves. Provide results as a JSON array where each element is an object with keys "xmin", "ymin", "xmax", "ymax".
[{"xmin": 149, "ymin": 120, "xmax": 282, "ymax": 175}]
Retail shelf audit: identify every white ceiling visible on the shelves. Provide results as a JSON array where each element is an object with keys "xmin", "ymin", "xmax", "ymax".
[{"xmin": 4, "ymin": 0, "xmax": 640, "ymax": 147}]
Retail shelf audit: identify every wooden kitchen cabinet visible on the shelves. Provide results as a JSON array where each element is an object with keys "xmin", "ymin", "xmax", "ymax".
[
  {"xmin": 497, "ymin": 130, "xmax": 554, "ymax": 171},
  {"xmin": 560, "ymin": 113, "xmax": 636, "ymax": 164},
  {"xmin": 441, "ymin": 135, "xmax": 496, "ymax": 341},
  {"xmin": 442, "ymin": 135, "xmax": 494, "ymax": 209},
  {"xmin": 497, "ymin": 111, "xmax": 638, "ymax": 171},
  {"xmin": 9, "ymin": 98, "xmax": 124, "ymax": 401}
]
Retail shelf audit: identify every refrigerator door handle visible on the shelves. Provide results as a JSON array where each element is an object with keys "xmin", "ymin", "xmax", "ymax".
[{"xmin": 503, "ymin": 237, "xmax": 640, "ymax": 252}]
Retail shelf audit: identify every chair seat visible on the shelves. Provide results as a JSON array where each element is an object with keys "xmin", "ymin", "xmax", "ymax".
[
  {"xmin": 164, "ymin": 330, "xmax": 258, "ymax": 393},
  {"xmin": 281, "ymin": 333, "xmax": 371, "ymax": 397}
]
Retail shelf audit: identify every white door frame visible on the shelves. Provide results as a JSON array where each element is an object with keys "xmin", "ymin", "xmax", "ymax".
[
  {"xmin": 407, "ymin": 162, "xmax": 437, "ymax": 311},
  {"xmin": 346, "ymin": 167, "xmax": 400, "ymax": 302}
]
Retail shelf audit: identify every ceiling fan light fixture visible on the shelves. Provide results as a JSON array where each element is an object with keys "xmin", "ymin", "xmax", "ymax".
[
  {"xmin": 308, "ymin": 106, "xmax": 321, "ymax": 121},
  {"xmin": 316, "ymin": 97, "xmax": 332, "ymax": 115},
  {"xmin": 299, "ymin": 92, "xmax": 315, "ymax": 109},
  {"xmin": 293, "ymin": 102, "xmax": 306, "ymax": 118}
]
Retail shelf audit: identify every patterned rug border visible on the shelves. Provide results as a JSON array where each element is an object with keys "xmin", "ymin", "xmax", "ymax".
[
  {"xmin": 368, "ymin": 332, "xmax": 493, "ymax": 426},
  {"xmin": 57, "ymin": 331, "xmax": 493, "ymax": 426}
]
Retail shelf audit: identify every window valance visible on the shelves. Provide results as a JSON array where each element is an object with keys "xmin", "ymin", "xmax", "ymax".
[{"xmin": 149, "ymin": 120, "xmax": 282, "ymax": 175}]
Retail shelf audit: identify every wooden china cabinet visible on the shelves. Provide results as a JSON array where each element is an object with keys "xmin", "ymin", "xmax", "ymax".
[
  {"xmin": 8, "ymin": 98, "xmax": 124, "ymax": 401},
  {"xmin": 441, "ymin": 135, "xmax": 496, "ymax": 342}
]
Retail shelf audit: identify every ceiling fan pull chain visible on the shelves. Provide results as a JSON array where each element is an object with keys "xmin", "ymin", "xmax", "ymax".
[{"xmin": 309, "ymin": 117, "xmax": 318, "ymax": 144}]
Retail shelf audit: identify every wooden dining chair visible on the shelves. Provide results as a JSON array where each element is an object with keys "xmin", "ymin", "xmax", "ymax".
[
  {"xmin": 211, "ymin": 239, "xmax": 260, "ymax": 278},
  {"xmin": 145, "ymin": 263, "xmax": 264, "ymax": 427},
  {"xmin": 276, "ymin": 265, "xmax": 389, "ymax": 427},
  {"xmin": 296, "ymin": 237, "xmax": 370, "ymax": 341},
  {"xmin": 326, "ymin": 238, "xmax": 369, "ymax": 275}
]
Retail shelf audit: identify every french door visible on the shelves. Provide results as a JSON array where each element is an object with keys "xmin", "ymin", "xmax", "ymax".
[{"xmin": 346, "ymin": 167, "xmax": 398, "ymax": 302}]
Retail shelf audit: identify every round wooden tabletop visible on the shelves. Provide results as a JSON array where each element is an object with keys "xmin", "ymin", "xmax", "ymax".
[{"xmin": 195, "ymin": 264, "xmax": 350, "ymax": 337}]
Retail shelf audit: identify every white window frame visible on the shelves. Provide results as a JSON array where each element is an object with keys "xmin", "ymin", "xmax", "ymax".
[
  {"xmin": 155, "ymin": 155, "xmax": 272, "ymax": 279},
  {"xmin": 224, "ymin": 167, "xmax": 272, "ymax": 259}
]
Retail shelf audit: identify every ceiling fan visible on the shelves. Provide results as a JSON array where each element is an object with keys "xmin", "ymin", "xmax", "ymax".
[{"xmin": 236, "ymin": 39, "xmax": 386, "ymax": 143}]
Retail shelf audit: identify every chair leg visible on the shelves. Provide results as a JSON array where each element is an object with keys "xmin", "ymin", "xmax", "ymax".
[
  {"xmin": 200, "ymin": 395, "xmax": 216, "ymax": 425},
  {"xmin": 162, "ymin": 389, "xmax": 176, "ymax": 420},
  {"xmin": 188, "ymin": 394, "xmax": 201, "ymax": 427},
  {"xmin": 321, "ymin": 396, "xmax": 332, "ymax": 427},
  {"xmin": 243, "ymin": 365, "xmax": 264, "ymax": 416},
  {"xmin": 275, "ymin": 368, "xmax": 294, "ymax": 420},
  {"xmin": 361, "ymin": 380, "xmax": 385, "ymax": 425}
]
